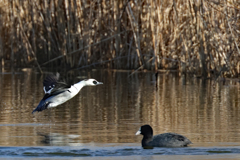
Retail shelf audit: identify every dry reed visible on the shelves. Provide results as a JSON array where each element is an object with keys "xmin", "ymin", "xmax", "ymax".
[{"xmin": 0, "ymin": 0, "xmax": 239, "ymax": 78}]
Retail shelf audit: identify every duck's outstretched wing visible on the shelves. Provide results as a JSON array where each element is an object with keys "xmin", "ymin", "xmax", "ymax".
[
  {"xmin": 32, "ymin": 74, "xmax": 71, "ymax": 114},
  {"xmin": 43, "ymin": 73, "xmax": 59, "ymax": 94},
  {"xmin": 43, "ymin": 73, "xmax": 71, "ymax": 94}
]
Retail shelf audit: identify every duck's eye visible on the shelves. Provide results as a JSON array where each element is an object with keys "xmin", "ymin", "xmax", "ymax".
[{"xmin": 93, "ymin": 81, "xmax": 97, "ymax": 84}]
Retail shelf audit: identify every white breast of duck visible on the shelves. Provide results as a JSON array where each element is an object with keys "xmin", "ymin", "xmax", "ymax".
[{"xmin": 48, "ymin": 79, "xmax": 103, "ymax": 108}]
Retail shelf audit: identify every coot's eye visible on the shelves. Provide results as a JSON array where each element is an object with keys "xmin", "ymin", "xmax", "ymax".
[{"xmin": 93, "ymin": 81, "xmax": 97, "ymax": 84}]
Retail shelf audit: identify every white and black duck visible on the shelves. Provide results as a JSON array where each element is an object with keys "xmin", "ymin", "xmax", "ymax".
[
  {"xmin": 136, "ymin": 125, "xmax": 192, "ymax": 148},
  {"xmin": 32, "ymin": 74, "xmax": 103, "ymax": 113}
]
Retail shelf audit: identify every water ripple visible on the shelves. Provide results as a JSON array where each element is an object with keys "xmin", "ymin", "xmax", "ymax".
[{"xmin": 0, "ymin": 146, "xmax": 239, "ymax": 157}]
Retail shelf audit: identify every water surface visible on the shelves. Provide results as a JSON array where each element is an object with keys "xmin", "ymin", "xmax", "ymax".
[{"xmin": 0, "ymin": 70, "xmax": 239, "ymax": 159}]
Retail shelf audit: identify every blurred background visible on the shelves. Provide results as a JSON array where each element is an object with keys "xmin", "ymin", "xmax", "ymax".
[{"xmin": 0, "ymin": 0, "xmax": 239, "ymax": 79}]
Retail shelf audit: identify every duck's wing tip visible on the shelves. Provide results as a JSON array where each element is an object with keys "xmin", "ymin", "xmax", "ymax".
[{"xmin": 32, "ymin": 107, "xmax": 39, "ymax": 114}]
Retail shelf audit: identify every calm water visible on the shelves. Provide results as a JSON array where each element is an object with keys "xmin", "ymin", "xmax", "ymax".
[{"xmin": 0, "ymin": 69, "xmax": 239, "ymax": 159}]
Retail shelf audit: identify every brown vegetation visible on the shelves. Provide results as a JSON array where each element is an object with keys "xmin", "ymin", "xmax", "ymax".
[{"xmin": 0, "ymin": 0, "xmax": 239, "ymax": 78}]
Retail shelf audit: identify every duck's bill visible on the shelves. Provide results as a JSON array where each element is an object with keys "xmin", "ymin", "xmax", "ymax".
[
  {"xmin": 97, "ymin": 82, "xmax": 103, "ymax": 85},
  {"xmin": 135, "ymin": 130, "xmax": 141, "ymax": 135}
]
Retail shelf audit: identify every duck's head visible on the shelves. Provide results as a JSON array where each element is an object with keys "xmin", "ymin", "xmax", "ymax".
[{"xmin": 83, "ymin": 79, "xmax": 103, "ymax": 86}]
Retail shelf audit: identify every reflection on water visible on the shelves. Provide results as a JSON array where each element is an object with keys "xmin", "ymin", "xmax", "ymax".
[{"xmin": 0, "ymin": 70, "xmax": 239, "ymax": 157}]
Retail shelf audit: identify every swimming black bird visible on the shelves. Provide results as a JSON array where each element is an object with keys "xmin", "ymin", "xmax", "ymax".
[
  {"xmin": 136, "ymin": 125, "xmax": 192, "ymax": 148},
  {"xmin": 32, "ymin": 74, "xmax": 103, "ymax": 113}
]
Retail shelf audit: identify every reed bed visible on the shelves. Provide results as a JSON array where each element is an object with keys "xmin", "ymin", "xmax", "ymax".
[{"xmin": 0, "ymin": 0, "xmax": 239, "ymax": 78}]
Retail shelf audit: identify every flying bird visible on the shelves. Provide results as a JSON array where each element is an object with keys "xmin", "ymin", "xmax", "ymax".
[{"xmin": 32, "ymin": 74, "xmax": 103, "ymax": 113}]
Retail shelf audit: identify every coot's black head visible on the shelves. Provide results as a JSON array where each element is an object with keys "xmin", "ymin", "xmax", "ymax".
[{"xmin": 136, "ymin": 125, "xmax": 153, "ymax": 137}]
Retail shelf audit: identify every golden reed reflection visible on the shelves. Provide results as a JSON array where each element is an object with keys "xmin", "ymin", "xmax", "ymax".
[{"xmin": 0, "ymin": 70, "xmax": 239, "ymax": 146}]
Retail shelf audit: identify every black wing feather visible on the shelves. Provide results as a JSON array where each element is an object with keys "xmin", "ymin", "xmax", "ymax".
[
  {"xmin": 43, "ymin": 74, "xmax": 59, "ymax": 93},
  {"xmin": 32, "ymin": 73, "xmax": 72, "ymax": 114},
  {"xmin": 43, "ymin": 74, "xmax": 71, "ymax": 94},
  {"xmin": 32, "ymin": 101, "xmax": 51, "ymax": 113},
  {"xmin": 41, "ymin": 90, "xmax": 67, "ymax": 100}
]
